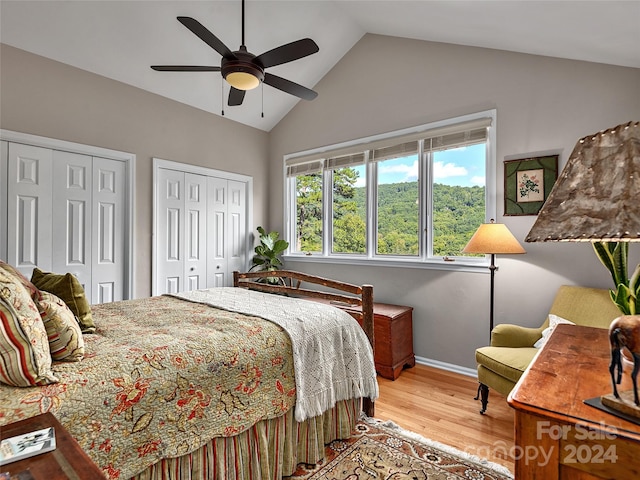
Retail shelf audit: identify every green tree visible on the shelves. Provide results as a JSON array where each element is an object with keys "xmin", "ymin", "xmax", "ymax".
[
  {"xmin": 294, "ymin": 171, "xmax": 485, "ymax": 257},
  {"xmin": 296, "ymin": 173, "xmax": 323, "ymax": 252},
  {"xmin": 333, "ymin": 168, "xmax": 365, "ymax": 253}
]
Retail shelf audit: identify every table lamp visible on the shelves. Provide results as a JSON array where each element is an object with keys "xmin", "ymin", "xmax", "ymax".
[
  {"xmin": 526, "ymin": 121, "xmax": 640, "ymax": 312},
  {"xmin": 463, "ymin": 219, "xmax": 526, "ymax": 337},
  {"xmin": 526, "ymin": 120, "xmax": 640, "ymax": 416}
]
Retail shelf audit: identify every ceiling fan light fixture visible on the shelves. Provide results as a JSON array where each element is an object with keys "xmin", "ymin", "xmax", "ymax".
[{"xmin": 225, "ymin": 71, "xmax": 261, "ymax": 90}]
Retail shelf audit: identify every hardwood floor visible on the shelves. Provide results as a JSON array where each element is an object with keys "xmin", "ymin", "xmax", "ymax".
[{"xmin": 374, "ymin": 363, "xmax": 515, "ymax": 473}]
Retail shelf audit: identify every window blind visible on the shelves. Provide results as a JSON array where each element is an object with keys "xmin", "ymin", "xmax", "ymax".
[
  {"xmin": 286, "ymin": 159, "xmax": 323, "ymax": 177},
  {"xmin": 425, "ymin": 126, "xmax": 488, "ymax": 152},
  {"xmin": 371, "ymin": 141, "xmax": 418, "ymax": 163},
  {"xmin": 285, "ymin": 116, "xmax": 492, "ymax": 174},
  {"xmin": 325, "ymin": 152, "xmax": 366, "ymax": 170}
]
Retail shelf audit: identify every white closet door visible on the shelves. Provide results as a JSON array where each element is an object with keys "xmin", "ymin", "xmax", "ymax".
[
  {"xmin": 92, "ymin": 157, "xmax": 126, "ymax": 303},
  {"xmin": 227, "ymin": 180, "xmax": 247, "ymax": 279},
  {"xmin": 7, "ymin": 143, "xmax": 53, "ymax": 278},
  {"xmin": 207, "ymin": 176, "xmax": 228, "ymax": 287},
  {"xmin": 206, "ymin": 177, "xmax": 247, "ymax": 288},
  {"xmin": 52, "ymin": 150, "xmax": 92, "ymax": 298},
  {"xmin": 0, "ymin": 141, "xmax": 7, "ymax": 261},
  {"xmin": 156, "ymin": 168, "xmax": 185, "ymax": 294},
  {"xmin": 184, "ymin": 173, "xmax": 207, "ymax": 291},
  {"xmin": 2, "ymin": 131, "xmax": 133, "ymax": 301},
  {"xmin": 153, "ymin": 159, "xmax": 250, "ymax": 292}
]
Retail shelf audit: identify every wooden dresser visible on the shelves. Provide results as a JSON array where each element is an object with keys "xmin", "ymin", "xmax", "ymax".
[
  {"xmin": 312, "ymin": 299, "xmax": 415, "ymax": 380},
  {"xmin": 508, "ymin": 324, "xmax": 640, "ymax": 480}
]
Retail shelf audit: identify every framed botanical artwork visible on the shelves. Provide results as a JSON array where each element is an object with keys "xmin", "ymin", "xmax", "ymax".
[{"xmin": 504, "ymin": 154, "xmax": 558, "ymax": 216}]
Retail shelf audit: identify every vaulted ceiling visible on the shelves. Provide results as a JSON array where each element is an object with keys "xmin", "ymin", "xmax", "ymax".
[{"xmin": 1, "ymin": 1, "xmax": 638, "ymax": 131}]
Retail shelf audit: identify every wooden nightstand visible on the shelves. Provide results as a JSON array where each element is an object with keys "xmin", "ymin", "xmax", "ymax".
[
  {"xmin": 309, "ymin": 298, "xmax": 415, "ymax": 380},
  {"xmin": 1, "ymin": 413, "xmax": 104, "ymax": 480}
]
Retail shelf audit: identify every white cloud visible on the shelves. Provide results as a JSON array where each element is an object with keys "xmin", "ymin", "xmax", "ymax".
[
  {"xmin": 433, "ymin": 161, "xmax": 468, "ymax": 179},
  {"xmin": 379, "ymin": 160, "xmax": 419, "ymax": 182},
  {"xmin": 469, "ymin": 175, "xmax": 486, "ymax": 186}
]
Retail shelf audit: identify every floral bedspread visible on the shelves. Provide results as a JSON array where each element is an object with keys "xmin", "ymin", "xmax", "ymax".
[{"xmin": 0, "ymin": 295, "xmax": 297, "ymax": 479}]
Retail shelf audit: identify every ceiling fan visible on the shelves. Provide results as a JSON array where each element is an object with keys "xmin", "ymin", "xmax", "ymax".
[{"xmin": 151, "ymin": 0, "xmax": 319, "ymax": 107}]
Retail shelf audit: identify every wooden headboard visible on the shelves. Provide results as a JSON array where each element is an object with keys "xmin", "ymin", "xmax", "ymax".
[{"xmin": 233, "ymin": 269, "xmax": 375, "ymax": 416}]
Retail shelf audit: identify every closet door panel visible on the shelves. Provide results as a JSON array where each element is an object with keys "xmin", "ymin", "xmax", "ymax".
[
  {"xmin": 52, "ymin": 150, "xmax": 92, "ymax": 298},
  {"xmin": 207, "ymin": 176, "xmax": 228, "ymax": 287},
  {"xmin": 227, "ymin": 180, "xmax": 246, "ymax": 277},
  {"xmin": 92, "ymin": 157, "xmax": 126, "ymax": 303},
  {"xmin": 1, "ymin": 142, "xmax": 7, "ymax": 261},
  {"xmin": 7, "ymin": 143, "xmax": 53, "ymax": 278},
  {"xmin": 156, "ymin": 168, "xmax": 184, "ymax": 295},
  {"xmin": 184, "ymin": 173, "xmax": 207, "ymax": 291}
]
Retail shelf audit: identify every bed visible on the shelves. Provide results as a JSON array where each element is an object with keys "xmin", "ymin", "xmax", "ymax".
[{"xmin": 0, "ymin": 267, "xmax": 378, "ymax": 480}]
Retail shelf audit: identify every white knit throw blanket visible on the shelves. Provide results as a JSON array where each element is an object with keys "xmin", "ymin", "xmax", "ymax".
[{"xmin": 170, "ymin": 288, "xmax": 379, "ymax": 422}]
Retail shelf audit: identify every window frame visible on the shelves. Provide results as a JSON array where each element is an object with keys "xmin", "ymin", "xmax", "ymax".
[{"xmin": 283, "ymin": 110, "xmax": 497, "ymax": 271}]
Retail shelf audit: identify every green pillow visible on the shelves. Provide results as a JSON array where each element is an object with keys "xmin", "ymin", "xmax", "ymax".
[{"xmin": 31, "ymin": 268, "xmax": 95, "ymax": 333}]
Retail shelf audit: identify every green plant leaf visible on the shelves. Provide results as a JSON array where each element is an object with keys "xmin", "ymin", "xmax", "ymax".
[
  {"xmin": 630, "ymin": 263, "xmax": 640, "ymax": 294},
  {"xmin": 272, "ymin": 239, "xmax": 289, "ymax": 254},
  {"xmin": 593, "ymin": 242, "xmax": 628, "ymax": 288},
  {"xmin": 610, "ymin": 284, "xmax": 632, "ymax": 315}
]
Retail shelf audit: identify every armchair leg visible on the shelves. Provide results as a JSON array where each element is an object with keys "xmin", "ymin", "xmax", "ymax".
[{"xmin": 474, "ymin": 383, "xmax": 489, "ymax": 414}]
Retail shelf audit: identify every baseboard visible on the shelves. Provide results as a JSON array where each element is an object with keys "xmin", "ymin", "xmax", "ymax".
[{"xmin": 415, "ymin": 355, "xmax": 477, "ymax": 378}]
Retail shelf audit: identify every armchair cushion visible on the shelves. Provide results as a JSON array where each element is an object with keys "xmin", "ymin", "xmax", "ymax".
[{"xmin": 476, "ymin": 346, "xmax": 539, "ymax": 384}]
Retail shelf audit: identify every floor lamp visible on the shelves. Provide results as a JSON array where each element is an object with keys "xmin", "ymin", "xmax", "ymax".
[{"xmin": 463, "ymin": 219, "xmax": 526, "ymax": 339}]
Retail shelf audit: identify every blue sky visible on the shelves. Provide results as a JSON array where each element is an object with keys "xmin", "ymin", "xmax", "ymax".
[{"xmin": 353, "ymin": 143, "xmax": 486, "ymax": 188}]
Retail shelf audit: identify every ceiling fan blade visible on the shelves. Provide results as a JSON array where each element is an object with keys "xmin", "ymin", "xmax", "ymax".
[
  {"xmin": 264, "ymin": 73, "xmax": 318, "ymax": 101},
  {"xmin": 177, "ymin": 16, "xmax": 236, "ymax": 59},
  {"xmin": 228, "ymin": 87, "xmax": 246, "ymax": 106},
  {"xmin": 151, "ymin": 65, "xmax": 221, "ymax": 72},
  {"xmin": 255, "ymin": 38, "xmax": 319, "ymax": 68}
]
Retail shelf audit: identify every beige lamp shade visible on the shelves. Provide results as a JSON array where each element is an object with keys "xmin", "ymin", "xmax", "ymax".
[
  {"xmin": 463, "ymin": 220, "xmax": 526, "ymax": 254},
  {"xmin": 526, "ymin": 121, "xmax": 640, "ymax": 243}
]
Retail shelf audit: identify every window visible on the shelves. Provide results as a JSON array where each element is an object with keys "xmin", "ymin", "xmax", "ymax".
[{"xmin": 284, "ymin": 110, "xmax": 496, "ymax": 268}]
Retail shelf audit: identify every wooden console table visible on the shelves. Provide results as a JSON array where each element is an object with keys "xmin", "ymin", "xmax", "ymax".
[
  {"xmin": 309, "ymin": 299, "xmax": 415, "ymax": 380},
  {"xmin": 508, "ymin": 324, "xmax": 640, "ymax": 480},
  {"xmin": 1, "ymin": 412, "xmax": 104, "ymax": 479}
]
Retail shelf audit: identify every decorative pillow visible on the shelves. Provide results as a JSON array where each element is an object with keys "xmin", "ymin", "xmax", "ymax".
[
  {"xmin": 0, "ymin": 260, "xmax": 42, "ymax": 303},
  {"xmin": 31, "ymin": 268, "xmax": 95, "ymax": 333},
  {"xmin": 534, "ymin": 314, "xmax": 576, "ymax": 348},
  {"xmin": 0, "ymin": 269, "xmax": 58, "ymax": 386},
  {"xmin": 38, "ymin": 291, "xmax": 85, "ymax": 362}
]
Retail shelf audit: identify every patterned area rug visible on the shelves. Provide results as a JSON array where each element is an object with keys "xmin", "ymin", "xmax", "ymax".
[{"xmin": 287, "ymin": 416, "xmax": 514, "ymax": 480}]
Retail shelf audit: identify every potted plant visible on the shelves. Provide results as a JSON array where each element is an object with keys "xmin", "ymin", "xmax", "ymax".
[
  {"xmin": 249, "ymin": 226, "xmax": 289, "ymax": 284},
  {"xmin": 593, "ymin": 241, "xmax": 640, "ymax": 315}
]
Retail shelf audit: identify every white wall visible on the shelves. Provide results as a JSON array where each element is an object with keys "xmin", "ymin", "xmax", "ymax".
[
  {"xmin": 269, "ymin": 34, "xmax": 640, "ymax": 370},
  {"xmin": 0, "ymin": 44, "xmax": 269, "ymax": 298},
  {"xmin": 2, "ymin": 36, "xmax": 639, "ymax": 371}
]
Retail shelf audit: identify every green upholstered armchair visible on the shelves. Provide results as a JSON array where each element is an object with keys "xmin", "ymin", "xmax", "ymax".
[{"xmin": 474, "ymin": 285, "xmax": 622, "ymax": 414}]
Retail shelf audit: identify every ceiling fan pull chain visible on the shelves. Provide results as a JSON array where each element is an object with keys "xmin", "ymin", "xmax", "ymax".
[
  {"xmin": 221, "ymin": 81, "xmax": 225, "ymax": 116},
  {"xmin": 261, "ymin": 83, "xmax": 264, "ymax": 118}
]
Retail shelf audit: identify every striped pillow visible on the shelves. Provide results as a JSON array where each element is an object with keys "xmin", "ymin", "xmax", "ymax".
[
  {"xmin": 0, "ymin": 269, "xmax": 58, "ymax": 386},
  {"xmin": 39, "ymin": 291, "xmax": 85, "ymax": 361}
]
